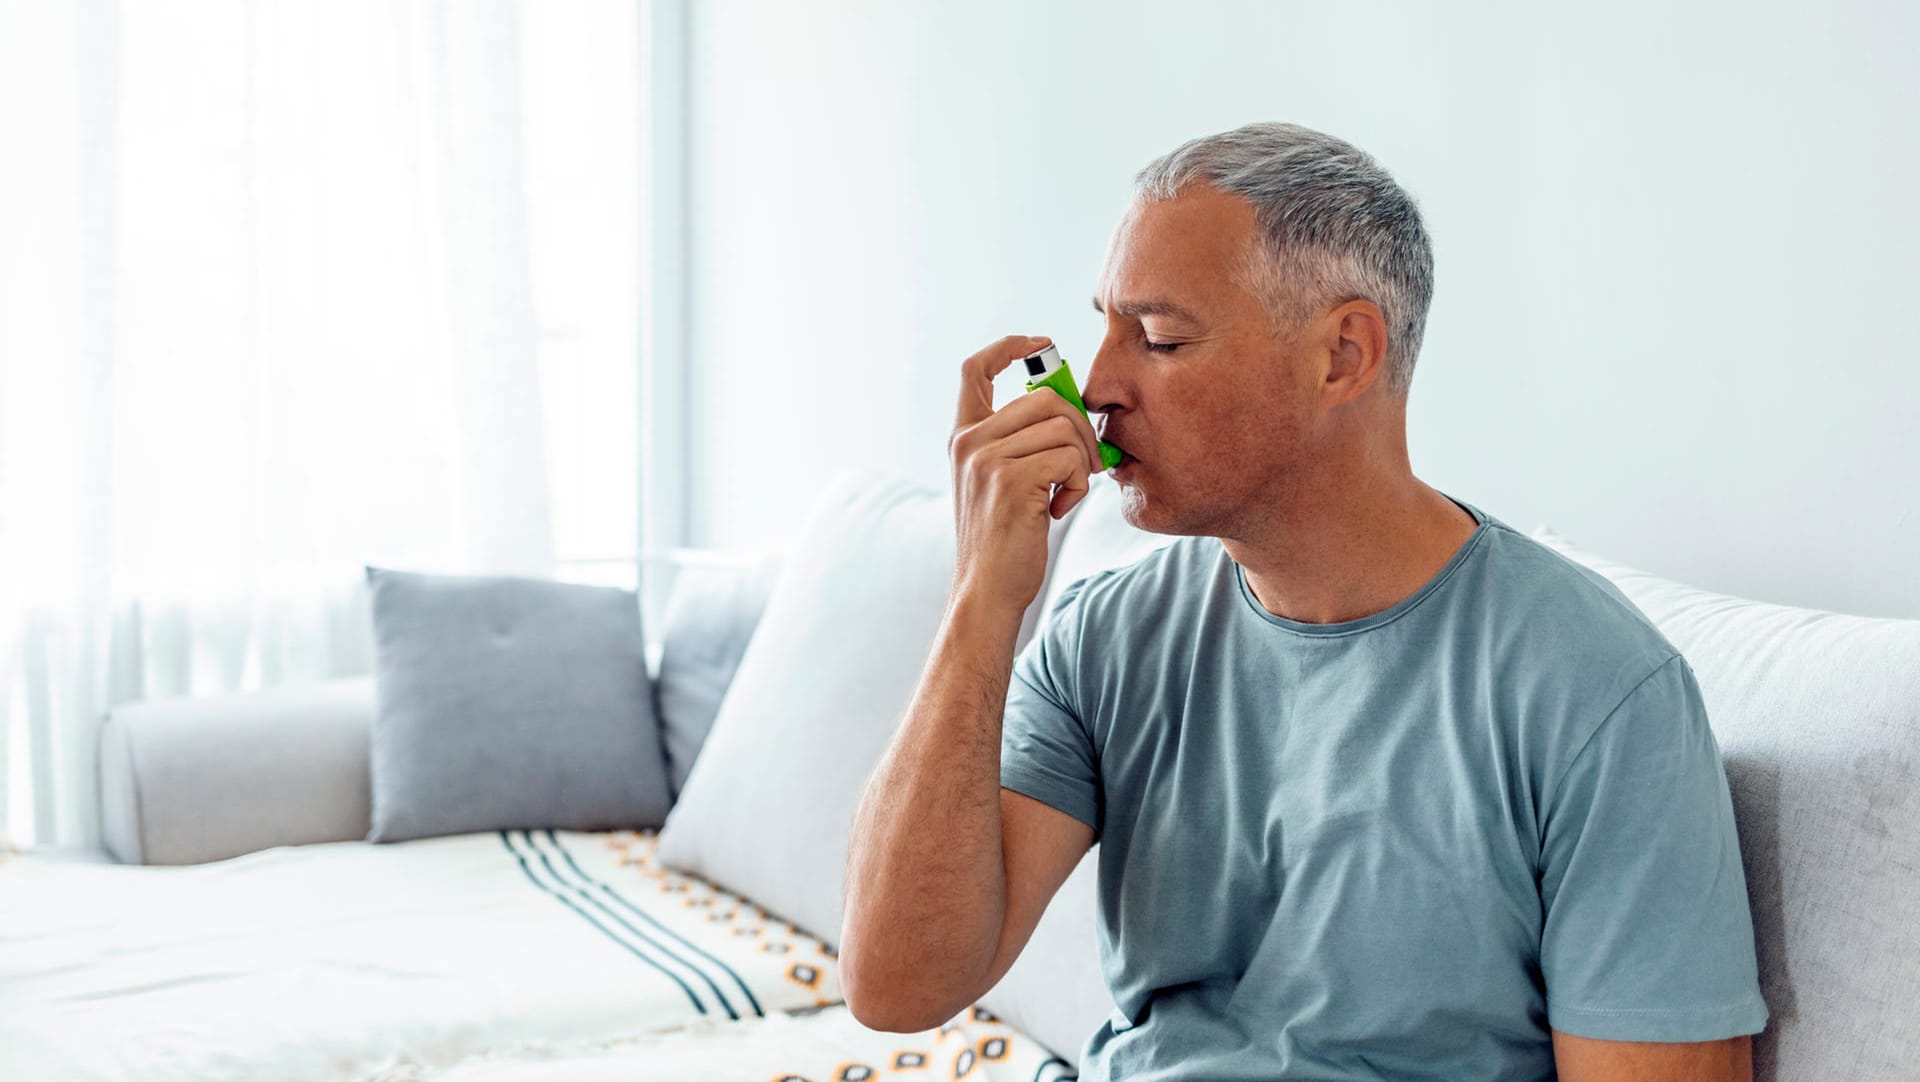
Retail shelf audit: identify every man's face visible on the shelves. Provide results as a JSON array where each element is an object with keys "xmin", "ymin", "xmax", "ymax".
[{"xmin": 1083, "ymin": 183, "xmax": 1319, "ymax": 538}]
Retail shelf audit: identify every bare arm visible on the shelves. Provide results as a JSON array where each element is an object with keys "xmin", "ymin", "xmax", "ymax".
[
  {"xmin": 840, "ymin": 597, "xmax": 1094, "ymax": 1031},
  {"xmin": 1552, "ymin": 1030, "xmax": 1753, "ymax": 1082},
  {"xmin": 840, "ymin": 334, "xmax": 1103, "ymax": 1033}
]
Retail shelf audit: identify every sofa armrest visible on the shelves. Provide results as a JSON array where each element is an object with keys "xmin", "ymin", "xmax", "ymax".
[{"xmin": 99, "ymin": 676, "xmax": 376, "ymax": 865}]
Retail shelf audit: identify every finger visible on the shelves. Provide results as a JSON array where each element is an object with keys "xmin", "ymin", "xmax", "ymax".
[
  {"xmin": 1050, "ymin": 476, "xmax": 1092, "ymax": 519},
  {"xmin": 1048, "ymin": 455, "xmax": 1094, "ymax": 520},
  {"xmin": 1008, "ymin": 445, "xmax": 1089, "ymax": 518},
  {"xmin": 955, "ymin": 334, "xmax": 1053, "ymax": 430},
  {"xmin": 968, "ymin": 378, "xmax": 1103, "ymax": 472},
  {"xmin": 986, "ymin": 413, "xmax": 1085, "ymax": 465}
]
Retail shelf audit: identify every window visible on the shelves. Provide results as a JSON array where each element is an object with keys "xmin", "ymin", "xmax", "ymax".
[{"xmin": 521, "ymin": 2, "xmax": 642, "ymax": 594}]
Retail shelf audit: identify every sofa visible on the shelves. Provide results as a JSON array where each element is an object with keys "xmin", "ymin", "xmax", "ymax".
[{"xmin": 3, "ymin": 468, "xmax": 1915, "ymax": 1081}]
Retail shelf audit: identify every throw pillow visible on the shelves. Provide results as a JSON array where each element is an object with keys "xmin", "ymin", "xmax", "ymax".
[
  {"xmin": 651, "ymin": 470, "xmax": 959, "ymax": 946},
  {"xmin": 363, "ymin": 566, "xmax": 672, "ymax": 843},
  {"xmin": 653, "ymin": 550, "xmax": 784, "ymax": 803}
]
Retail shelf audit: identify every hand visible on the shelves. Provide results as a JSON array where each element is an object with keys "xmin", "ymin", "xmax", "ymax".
[{"xmin": 948, "ymin": 335, "xmax": 1105, "ymax": 616}]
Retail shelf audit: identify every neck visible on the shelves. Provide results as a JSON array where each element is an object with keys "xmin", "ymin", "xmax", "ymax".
[{"xmin": 1221, "ymin": 440, "xmax": 1479, "ymax": 626}]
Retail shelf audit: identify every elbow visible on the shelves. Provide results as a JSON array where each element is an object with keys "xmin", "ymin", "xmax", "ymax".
[
  {"xmin": 842, "ymin": 973, "xmax": 950, "ymax": 1034},
  {"xmin": 838, "ymin": 930, "xmax": 965, "ymax": 1034},
  {"xmin": 844, "ymin": 984, "xmax": 941, "ymax": 1034}
]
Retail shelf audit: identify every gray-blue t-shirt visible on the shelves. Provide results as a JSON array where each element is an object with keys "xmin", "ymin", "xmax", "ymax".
[{"xmin": 1000, "ymin": 496, "xmax": 1768, "ymax": 1081}]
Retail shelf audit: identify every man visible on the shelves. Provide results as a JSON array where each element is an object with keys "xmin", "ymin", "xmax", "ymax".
[{"xmin": 841, "ymin": 122, "xmax": 1767, "ymax": 1080}]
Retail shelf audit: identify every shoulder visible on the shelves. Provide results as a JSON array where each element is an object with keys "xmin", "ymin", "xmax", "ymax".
[
  {"xmin": 1469, "ymin": 518, "xmax": 1682, "ymax": 682},
  {"xmin": 1459, "ymin": 520, "xmax": 1713, "ymax": 795}
]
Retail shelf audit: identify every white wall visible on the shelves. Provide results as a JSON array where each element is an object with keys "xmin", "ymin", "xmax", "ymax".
[{"xmin": 683, "ymin": 0, "xmax": 1920, "ymax": 619}]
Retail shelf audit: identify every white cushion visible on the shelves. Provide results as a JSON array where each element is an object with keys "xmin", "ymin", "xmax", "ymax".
[
  {"xmin": 652, "ymin": 505, "xmax": 1062, "ymax": 813},
  {"xmin": 654, "ymin": 470, "xmax": 956, "ymax": 957},
  {"xmin": 1531, "ymin": 526, "xmax": 1920, "ymax": 1081}
]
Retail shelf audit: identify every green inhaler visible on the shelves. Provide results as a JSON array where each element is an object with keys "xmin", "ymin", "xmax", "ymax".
[{"xmin": 1021, "ymin": 344, "xmax": 1125, "ymax": 471}]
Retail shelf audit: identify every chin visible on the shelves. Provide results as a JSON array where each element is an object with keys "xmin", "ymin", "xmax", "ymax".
[
  {"xmin": 1115, "ymin": 485, "xmax": 1179, "ymax": 535},
  {"xmin": 1118, "ymin": 473, "xmax": 1237, "ymax": 539}
]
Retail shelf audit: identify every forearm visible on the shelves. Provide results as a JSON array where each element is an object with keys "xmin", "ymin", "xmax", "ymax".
[{"xmin": 841, "ymin": 591, "xmax": 1024, "ymax": 1029}]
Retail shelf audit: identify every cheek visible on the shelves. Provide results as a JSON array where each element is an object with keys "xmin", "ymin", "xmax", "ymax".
[
  {"xmin": 1189, "ymin": 386, "xmax": 1304, "ymax": 474},
  {"xmin": 1145, "ymin": 355, "xmax": 1292, "ymax": 463},
  {"xmin": 1187, "ymin": 378, "xmax": 1264, "ymax": 435}
]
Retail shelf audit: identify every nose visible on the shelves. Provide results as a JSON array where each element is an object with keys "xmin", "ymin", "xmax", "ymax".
[{"xmin": 1081, "ymin": 335, "xmax": 1126, "ymax": 432}]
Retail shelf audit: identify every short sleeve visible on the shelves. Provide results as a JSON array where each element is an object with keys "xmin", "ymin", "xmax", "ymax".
[
  {"xmin": 1000, "ymin": 577, "xmax": 1102, "ymax": 836},
  {"xmin": 1538, "ymin": 653, "xmax": 1769, "ymax": 1041}
]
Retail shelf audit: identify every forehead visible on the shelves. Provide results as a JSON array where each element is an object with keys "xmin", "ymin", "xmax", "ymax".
[{"xmin": 1096, "ymin": 184, "xmax": 1259, "ymax": 305}]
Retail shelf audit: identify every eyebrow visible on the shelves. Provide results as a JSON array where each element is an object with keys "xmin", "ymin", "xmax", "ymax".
[{"xmin": 1091, "ymin": 295, "xmax": 1205, "ymax": 324}]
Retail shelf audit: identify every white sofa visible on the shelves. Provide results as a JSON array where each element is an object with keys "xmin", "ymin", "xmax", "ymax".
[{"xmin": 5, "ymin": 471, "xmax": 1916, "ymax": 1081}]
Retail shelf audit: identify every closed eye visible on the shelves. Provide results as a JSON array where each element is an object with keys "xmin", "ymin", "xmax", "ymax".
[{"xmin": 1145, "ymin": 340, "xmax": 1181, "ymax": 353}]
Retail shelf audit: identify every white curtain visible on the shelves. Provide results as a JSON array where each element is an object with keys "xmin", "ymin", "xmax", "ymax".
[{"xmin": 0, "ymin": 0, "xmax": 557, "ymax": 851}]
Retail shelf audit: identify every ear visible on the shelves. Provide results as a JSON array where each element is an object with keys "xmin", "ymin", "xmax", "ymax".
[{"xmin": 1319, "ymin": 298, "xmax": 1390, "ymax": 408}]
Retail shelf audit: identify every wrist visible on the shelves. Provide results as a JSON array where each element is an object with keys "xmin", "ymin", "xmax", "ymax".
[{"xmin": 947, "ymin": 580, "xmax": 1031, "ymax": 631}]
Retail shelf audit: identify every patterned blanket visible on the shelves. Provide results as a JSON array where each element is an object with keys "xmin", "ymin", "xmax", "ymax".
[{"xmin": 0, "ymin": 828, "xmax": 1077, "ymax": 1080}]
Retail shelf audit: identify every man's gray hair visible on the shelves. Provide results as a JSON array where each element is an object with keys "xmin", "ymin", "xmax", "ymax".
[{"xmin": 1135, "ymin": 122, "xmax": 1434, "ymax": 399}]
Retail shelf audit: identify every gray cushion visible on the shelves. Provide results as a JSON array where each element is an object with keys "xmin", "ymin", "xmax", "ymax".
[
  {"xmin": 1532, "ymin": 528, "xmax": 1920, "ymax": 1081},
  {"xmin": 363, "ymin": 566, "xmax": 671, "ymax": 842},
  {"xmin": 653, "ymin": 552, "xmax": 783, "ymax": 803}
]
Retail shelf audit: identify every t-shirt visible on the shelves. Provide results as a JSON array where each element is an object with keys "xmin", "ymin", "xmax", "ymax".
[{"xmin": 999, "ymin": 495, "xmax": 1768, "ymax": 1081}]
